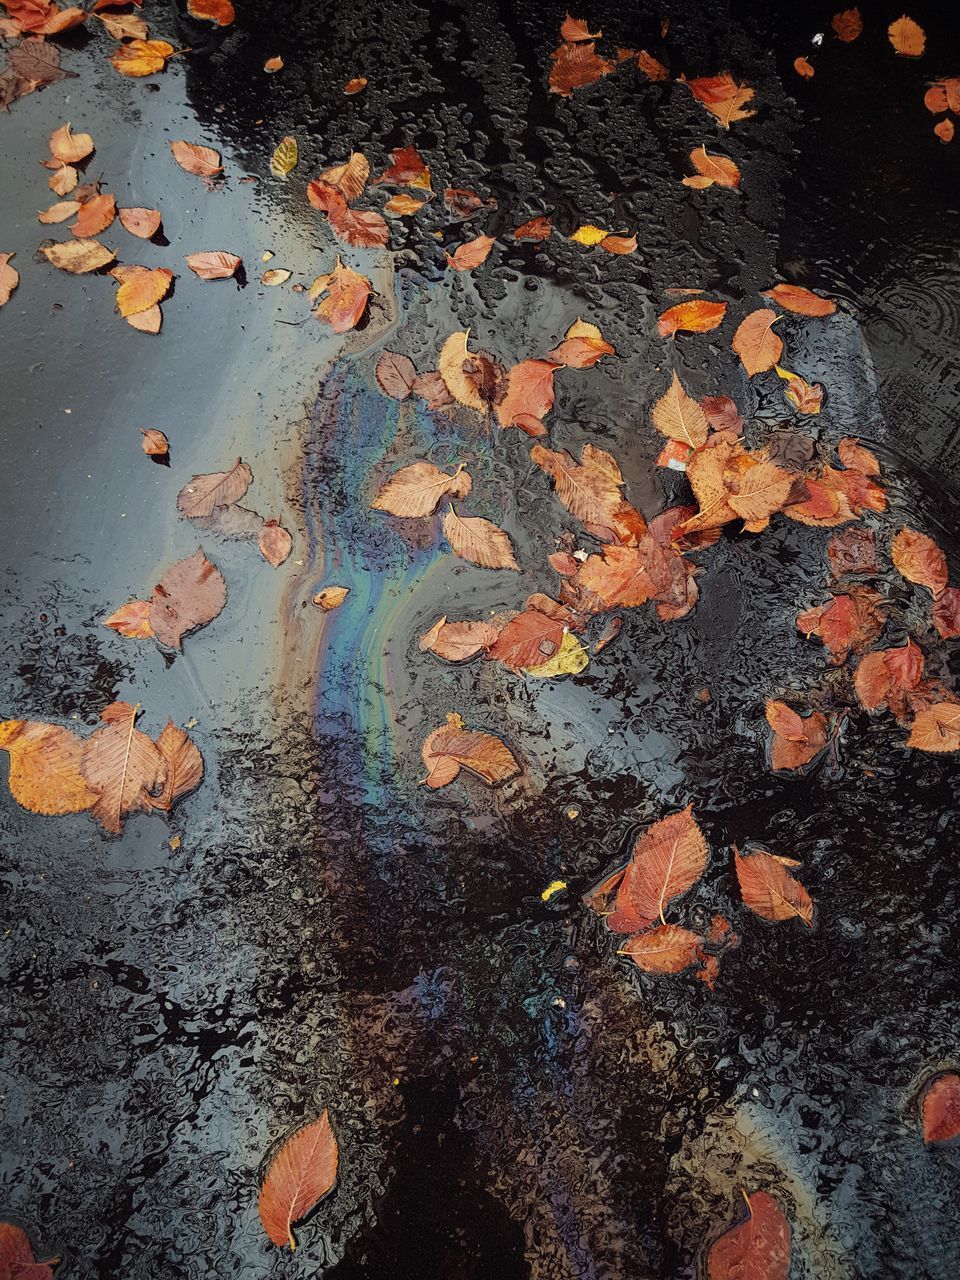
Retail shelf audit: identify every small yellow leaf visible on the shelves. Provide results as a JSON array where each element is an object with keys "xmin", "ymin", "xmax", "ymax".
[
  {"xmin": 270, "ymin": 136, "xmax": 298, "ymax": 178},
  {"xmin": 541, "ymin": 880, "xmax": 568, "ymax": 902},
  {"xmin": 524, "ymin": 630, "xmax": 589, "ymax": 677},
  {"xmin": 570, "ymin": 224, "xmax": 610, "ymax": 246}
]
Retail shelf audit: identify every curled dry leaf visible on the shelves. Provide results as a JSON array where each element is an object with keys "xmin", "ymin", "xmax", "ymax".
[
  {"xmin": 707, "ymin": 1191, "xmax": 791, "ymax": 1280},
  {"xmin": 922, "ymin": 1073, "xmax": 960, "ymax": 1144},
  {"xmin": 732, "ymin": 308, "xmax": 782, "ymax": 375},
  {"xmin": 560, "ymin": 14, "xmax": 600, "ymax": 41},
  {"xmin": 314, "ymin": 586, "xmax": 350, "ymax": 610},
  {"xmin": 0, "ymin": 253, "xmax": 19, "ymax": 306},
  {"xmin": 258, "ymin": 1111, "xmax": 339, "ymax": 1249},
  {"xmin": 683, "ymin": 145, "xmax": 740, "ymax": 189},
  {"xmin": 762, "ymin": 283, "xmax": 836, "ymax": 316},
  {"xmin": 310, "ymin": 257, "xmax": 372, "ymax": 333},
  {"xmin": 422, "ymin": 712, "xmax": 519, "ymax": 788},
  {"xmin": 119, "ymin": 207, "xmax": 162, "ymax": 239},
  {"xmin": 607, "ymin": 806, "xmax": 708, "ymax": 933},
  {"xmin": 445, "ymin": 234, "xmax": 495, "ymax": 271},
  {"xmin": 495, "ymin": 359, "xmax": 560, "ymax": 435},
  {"xmin": 854, "ymin": 640, "xmax": 923, "ymax": 715},
  {"xmin": 177, "ymin": 457, "xmax": 252, "ymax": 518},
  {"xmin": 115, "ymin": 266, "xmax": 173, "ymax": 317},
  {"xmin": 513, "ymin": 215, "xmax": 553, "ymax": 241},
  {"xmin": 270, "ymin": 136, "xmax": 298, "ymax": 178},
  {"xmin": 50, "ymin": 121, "xmax": 93, "ymax": 163},
  {"xmin": 888, "ymin": 15, "xmax": 925, "ymax": 57},
  {"xmin": 80, "ymin": 702, "xmax": 165, "ymax": 835},
  {"xmin": 794, "ymin": 56, "xmax": 814, "ymax": 78},
  {"xmin": 186, "ymin": 251, "xmax": 242, "ymax": 280},
  {"xmin": 906, "ymin": 702, "xmax": 960, "ymax": 752},
  {"xmin": 43, "ymin": 239, "xmax": 116, "ymax": 274},
  {"xmin": 372, "ymin": 462, "xmax": 471, "ymax": 518},
  {"xmin": 934, "ymin": 119, "xmax": 955, "ymax": 144},
  {"xmin": 149, "ymin": 547, "xmax": 227, "ymax": 650},
  {"xmin": 652, "ymin": 371, "xmax": 709, "ymax": 448},
  {"xmin": 0, "ymin": 1222, "xmax": 59, "ymax": 1280},
  {"xmin": 71, "ymin": 193, "xmax": 116, "ymax": 238},
  {"xmin": 892, "ymin": 527, "xmax": 948, "ymax": 596},
  {"xmin": 832, "ymin": 7, "xmax": 862, "ymax": 41},
  {"xmin": 375, "ymin": 351, "xmax": 417, "ymax": 400},
  {"xmin": 600, "ymin": 233, "xmax": 637, "ymax": 254},
  {"xmin": 443, "ymin": 187, "xmax": 496, "ymax": 220},
  {"xmin": 259, "ymin": 520, "xmax": 293, "ymax": 567},
  {"xmin": 766, "ymin": 699, "xmax": 827, "ymax": 771},
  {"xmin": 187, "ymin": 0, "xmax": 234, "ymax": 25},
  {"xmin": 684, "ymin": 72, "xmax": 757, "ymax": 127},
  {"xmin": 171, "ymin": 140, "xmax": 222, "ymax": 178},
  {"xmin": 104, "ymin": 600, "xmax": 154, "ymax": 638},
  {"xmin": 344, "ymin": 76, "xmax": 367, "ymax": 94},
  {"xmin": 261, "ymin": 269, "xmax": 291, "ymax": 286},
  {"xmin": 140, "ymin": 428, "xmax": 169, "ymax": 456},
  {"xmin": 658, "ymin": 299, "xmax": 727, "ymax": 337},
  {"xmin": 442, "ymin": 508, "xmax": 519, "ymax": 570},
  {"xmin": 0, "ymin": 718, "xmax": 98, "ymax": 815},
  {"xmin": 264, "ymin": 56, "xmax": 283, "ymax": 72},
  {"xmin": 112, "ymin": 39, "xmax": 175, "ymax": 77},
  {"xmin": 549, "ymin": 40, "xmax": 613, "ymax": 96},
  {"xmin": 735, "ymin": 848, "xmax": 814, "ymax": 926},
  {"xmin": 775, "ymin": 365, "xmax": 824, "ymax": 414}
]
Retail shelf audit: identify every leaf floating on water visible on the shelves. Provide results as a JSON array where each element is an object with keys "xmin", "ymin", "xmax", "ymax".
[
  {"xmin": 657, "ymin": 299, "xmax": 727, "ymax": 336},
  {"xmin": 832, "ymin": 7, "xmax": 862, "ymax": 41},
  {"xmin": 762, "ymin": 283, "xmax": 836, "ymax": 316},
  {"xmin": 530, "ymin": 442, "xmax": 642, "ymax": 542},
  {"xmin": 258, "ymin": 1111, "xmax": 339, "ymax": 1250},
  {"xmin": 651, "ymin": 371, "xmax": 709, "ymax": 448},
  {"xmin": 264, "ymin": 56, "xmax": 284, "ymax": 72},
  {"xmin": 258, "ymin": 519, "xmax": 293, "ymax": 567},
  {"xmin": 177, "ymin": 457, "xmax": 253, "ymax": 518},
  {"xmin": 636, "ymin": 50, "xmax": 668, "ymax": 80},
  {"xmin": 270, "ymin": 136, "xmax": 298, "ymax": 178},
  {"xmin": 437, "ymin": 331, "xmax": 491, "ymax": 410},
  {"xmin": 683, "ymin": 73, "xmax": 757, "ymax": 127},
  {"xmin": 766, "ymin": 699, "xmax": 827, "ymax": 771},
  {"xmin": 546, "ymin": 317, "xmax": 615, "ymax": 367},
  {"xmin": 732, "ymin": 308, "xmax": 782, "ymax": 374},
  {"xmin": 114, "ymin": 265, "xmax": 173, "ymax": 316},
  {"xmin": 549, "ymin": 40, "xmax": 613, "ymax": 96},
  {"xmin": 495, "ymin": 359, "xmax": 560, "ymax": 435},
  {"xmin": 0, "ymin": 1221, "xmax": 59, "ymax": 1280},
  {"xmin": 80, "ymin": 702, "xmax": 165, "ymax": 835},
  {"xmin": 119, "ymin": 206, "xmax": 162, "ymax": 238},
  {"xmin": 513, "ymin": 215, "xmax": 553, "ymax": 241},
  {"xmin": 619, "ymin": 923, "xmax": 707, "ymax": 976},
  {"xmin": 49, "ymin": 121, "xmax": 93, "ymax": 163},
  {"xmin": 384, "ymin": 193, "xmax": 426, "ymax": 215},
  {"xmin": 922, "ymin": 1072, "xmax": 960, "ymax": 1144},
  {"xmin": 154, "ymin": 722, "xmax": 204, "ymax": 810},
  {"xmin": 559, "ymin": 14, "xmax": 601, "ymax": 41},
  {"xmin": 735, "ymin": 848, "xmax": 814, "ymax": 927},
  {"xmin": 422, "ymin": 712, "xmax": 520, "ymax": 789},
  {"xmin": 103, "ymin": 599, "xmax": 154, "ymax": 638},
  {"xmin": 313, "ymin": 586, "xmax": 350, "ymax": 610},
  {"xmin": 607, "ymin": 806, "xmax": 709, "ymax": 932},
  {"xmin": 111, "ymin": 39, "xmax": 175, "ymax": 77},
  {"xmin": 892, "ymin": 527, "xmax": 948, "ymax": 596},
  {"xmin": 570, "ymin": 224, "xmax": 610, "ymax": 246},
  {"xmin": 706, "ymin": 1191, "xmax": 792, "ymax": 1280},
  {"xmin": 906, "ymin": 702, "xmax": 960, "ymax": 753},
  {"xmin": 775, "ymin": 364, "xmax": 824, "ymax": 414},
  {"xmin": 149, "ymin": 547, "xmax": 227, "ymax": 650},
  {"xmin": 375, "ymin": 350, "xmax": 417, "ymax": 400},
  {"xmin": 344, "ymin": 76, "xmax": 367, "ymax": 94},
  {"xmin": 261, "ymin": 268, "xmax": 291, "ymax": 286},
  {"xmin": 372, "ymin": 462, "xmax": 472, "ymax": 518},
  {"xmin": 683, "ymin": 146, "xmax": 740, "ymax": 189},
  {"xmin": 42, "ymin": 239, "xmax": 116, "ymax": 274},
  {"xmin": 0, "ymin": 41, "xmax": 76, "ymax": 111},
  {"xmin": 71, "ymin": 193, "xmax": 116, "ymax": 238},
  {"xmin": 934, "ymin": 119, "xmax": 955, "ymax": 143},
  {"xmin": 797, "ymin": 587, "xmax": 885, "ymax": 663},
  {"xmin": 442, "ymin": 508, "xmax": 519, "ymax": 570},
  {"xmin": 187, "ymin": 0, "xmax": 234, "ymax": 25},
  {"xmin": 170, "ymin": 140, "xmax": 222, "ymax": 178},
  {"xmin": 0, "ymin": 719, "xmax": 98, "ymax": 815},
  {"xmin": 445, "ymin": 234, "xmax": 495, "ymax": 271},
  {"xmin": 524, "ymin": 629, "xmax": 589, "ymax": 677},
  {"xmin": 49, "ymin": 165, "xmax": 79, "ymax": 196},
  {"xmin": 376, "ymin": 145, "xmax": 431, "ymax": 190},
  {"xmin": 310, "ymin": 257, "xmax": 372, "ymax": 332},
  {"xmin": 794, "ymin": 56, "xmax": 814, "ymax": 78},
  {"xmin": 888, "ymin": 15, "xmax": 925, "ymax": 57},
  {"xmin": 186, "ymin": 251, "xmax": 242, "ymax": 280},
  {"xmin": 0, "ymin": 253, "xmax": 18, "ymax": 306},
  {"xmin": 96, "ymin": 9, "xmax": 148, "ymax": 38}
]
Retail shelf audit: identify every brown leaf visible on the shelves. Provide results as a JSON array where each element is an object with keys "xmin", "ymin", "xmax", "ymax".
[
  {"xmin": 922, "ymin": 1073, "xmax": 960, "ymax": 1145},
  {"xmin": 599, "ymin": 233, "xmax": 637, "ymax": 254},
  {"xmin": 854, "ymin": 639, "xmax": 923, "ymax": 715},
  {"xmin": 651, "ymin": 371, "xmax": 709, "ymax": 448},
  {"xmin": 103, "ymin": 599, "xmax": 154, "ymax": 638},
  {"xmin": 111, "ymin": 39, "xmax": 174, "ymax": 77},
  {"xmin": 71, "ymin": 193, "xmax": 115, "ymax": 238},
  {"xmin": 707, "ymin": 1191, "xmax": 792, "ymax": 1280},
  {"xmin": 530, "ymin": 442, "xmax": 644, "ymax": 543},
  {"xmin": 259, "ymin": 520, "xmax": 293, "ymax": 567},
  {"xmin": 485, "ymin": 604, "xmax": 572, "ymax": 671},
  {"xmin": 0, "ymin": 252, "xmax": 19, "ymax": 305},
  {"xmin": 777, "ymin": 366, "xmax": 824, "ymax": 414},
  {"xmin": 413, "ymin": 371, "xmax": 454, "ymax": 409},
  {"xmin": 119, "ymin": 206, "xmax": 162, "ymax": 239},
  {"xmin": 766, "ymin": 699, "xmax": 827, "ymax": 771},
  {"xmin": 827, "ymin": 526, "xmax": 879, "ymax": 578},
  {"xmin": 636, "ymin": 50, "xmax": 669, "ymax": 80},
  {"xmin": 446, "ymin": 234, "xmax": 495, "ymax": 271},
  {"xmin": 114, "ymin": 266, "xmax": 173, "ymax": 317},
  {"xmin": 906, "ymin": 702, "xmax": 960, "ymax": 752},
  {"xmin": 376, "ymin": 145, "xmax": 431, "ymax": 190},
  {"xmin": 186, "ymin": 251, "xmax": 241, "ymax": 280},
  {"xmin": 892, "ymin": 527, "xmax": 948, "ymax": 596},
  {"xmin": 888, "ymin": 15, "xmax": 925, "ymax": 57},
  {"xmin": 607, "ymin": 806, "xmax": 708, "ymax": 932},
  {"xmin": 177, "ymin": 458, "xmax": 252, "ymax": 518},
  {"xmin": 442, "ymin": 508, "xmax": 519, "ymax": 570},
  {"xmin": 560, "ymin": 14, "xmax": 601, "ymax": 41},
  {"xmin": 258, "ymin": 1112, "xmax": 339, "ymax": 1249},
  {"xmin": 685, "ymin": 145, "xmax": 740, "ymax": 189},
  {"xmin": 932, "ymin": 586, "xmax": 960, "ymax": 639},
  {"xmin": 37, "ymin": 200, "xmax": 77, "ymax": 226},
  {"xmin": 794, "ymin": 56, "xmax": 814, "ymax": 78},
  {"xmin": 0, "ymin": 1221, "xmax": 59, "ymax": 1279},
  {"xmin": 548, "ymin": 41, "xmax": 613, "ymax": 96},
  {"xmin": 495, "ymin": 359, "xmax": 560, "ymax": 434},
  {"xmin": 422, "ymin": 712, "xmax": 520, "ymax": 788},
  {"xmin": 732, "ymin": 308, "xmax": 782, "ymax": 375},
  {"xmin": 170, "ymin": 140, "xmax": 222, "ymax": 178},
  {"xmin": 126, "ymin": 305, "xmax": 162, "ymax": 334},
  {"xmin": 658, "ymin": 299, "xmax": 727, "ymax": 337},
  {"xmin": 187, "ymin": 0, "xmax": 234, "ymax": 24},
  {"xmin": 832, "ymin": 8, "xmax": 862, "ymax": 41},
  {"xmin": 343, "ymin": 76, "xmax": 367, "ymax": 94},
  {"xmin": 313, "ymin": 152, "xmax": 370, "ymax": 202},
  {"xmin": 0, "ymin": 718, "xmax": 98, "ymax": 815},
  {"xmin": 443, "ymin": 187, "xmax": 495, "ymax": 219},
  {"xmin": 375, "ymin": 351, "xmax": 418, "ymax": 399},
  {"xmin": 925, "ymin": 79, "xmax": 960, "ymax": 115},
  {"xmin": 372, "ymin": 462, "xmax": 471, "ymax": 518},
  {"xmin": 684, "ymin": 73, "xmax": 757, "ymax": 127},
  {"xmin": 513, "ymin": 216, "xmax": 553, "ymax": 241},
  {"xmin": 735, "ymin": 848, "xmax": 814, "ymax": 926},
  {"xmin": 327, "ymin": 201, "xmax": 390, "ymax": 249},
  {"xmin": 96, "ymin": 9, "xmax": 148, "ymax": 37},
  {"xmin": 50, "ymin": 121, "xmax": 93, "ymax": 163},
  {"xmin": 797, "ymin": 588, "xmax": 885, "ymax": 663},
  {"xmin": 762, "ymin": 283, "xmax": 836, "ymax": 316},
  {"xmin": 546, "ymin": 319, "xmax": 615, "ymax": 367},
  {"xmin": 149, "ymin": 548, "xmax": 227, "ymax": 649},
  {"xmin": 42, "ymin": 239, "xmax": 116, "ymax": 274},
  {"xmin": 727, "ymin": 460, "xmax": 794, "ymax": 531},
  {"xmin": 49, "ymin": 165, "xmax": 79, "ymax": 195},
  {"xmin": 934, "ymin": 119, "xmax": 955, "ymax": 143},
  {"xmin": 1, "ymin": 40, "xmax": 76, "ymax": 111},
  {"xmin": 313, "ymin": 586, "xmax": 350, "ymax": 610},
  {"xmin": 438, "ymin": 331, "xmax": 492, "ymax": 410},
  {"xmin": 619, "ymin": 923, "xmax": 708, "ymax": 976},
  {"xmin": 310, "ymin": 257, "xmax": 372, "ymax": 332},
  {"xmin": 152, "ymin": 721, "xmax": 203, "ymax": 811},
  {"xmin": 418, "ymin": 615, "xmax": 506, "ymax": 662},
  {"xmin": 81, "ymin": 701, "xmax": 166, "ymax": 834}
]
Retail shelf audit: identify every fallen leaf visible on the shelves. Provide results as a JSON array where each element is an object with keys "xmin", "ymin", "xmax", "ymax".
[
  {"xmin": 794, "ymin": 56, "xmax": 814, "ymax": 78},
  {"xmin": 832, "ymin": 7, "xmax": 862, "ymax": 41},
  {"xmin": 495, "ymin": 359, "xmax": 559, "ymax": 434},
  {"xmin": 375, "ymin": 351, "xmax": 417, "ymax": 400},
  {"xmin": 111, "ymin": 39, "xmax": 175, "ymax": 77},
  {"xmin": 443, "ymin": 187, "xmax": 495, "ymax": 219},
  {"xmin": 888, "ymin": 15, "xmax": 925, "ymax": 57},
  {"xmin": 608, "ymin": 806, "xmax": 708, "ymax": 932},
  {"xmin": 42, "ymin": 239, "xmax": 116, "ymax": 273},
  {"xmin": 599, "ymin": 233, "xmax": 637, "ymax": 254},
  {"xmin": 854, "ymin": 639, "xmax": 924, "ymax": 716},
  {"xmin": 513, "ymin": 215, "xmax": 552, "ymax": 241},
  {"xmin": 258, "ymin": 1112, "xmax": 339, "ymax": 1249},
  {"xmin": 127, "ymin": 305, "xmax": 162, "ymax": 334},
  {"xmin": 797, "ymin": 588, "xmax": 885, "ymax": 663},
  {"xmin": 651, "ymin": 371, "xmax": 709, "ymax": 448},
  {"xmin": 732, "ymin": 308, "xmax": 782, "ymax": 375},
  {"xmin": 570, "ymin": 224, "xmax": 609, "ymax": 246},
  {"xmin": 922, "ymin": 1073, "xmax": 960, "ymax": 1144},
  {"xmin": 413, "ymin": 371, "xmax": 454, "ymax": 409},
  {"xmin": 96, "ymin": 9, "xmax": 148, "ymax": 37},
  {"xmin": 762, "ymin": 283, "xmax": 836, "ymax": 316},
  {"xmin": 313, "ymin": 152, "xmax": 370, "ymax": 202},
  {"xmin": 727, "ymin": 460, "xmax": 794, "ymax": 531},
  {"xmin": 775, "ymin": 365, "xmax": 824, "ymax": 414},
  {"xmin": 40, "ymin": 201, "xmax": 81, "ymax": 225},
  {"xmin": 0, "ymin": 718, "xmax": 97, "ymax": 814},
  {"xmin": 372, "ymin": 462, "xmax": 471, "ymax": 518},
  {"xmin": 906, "ymin": 702, "xmax": 960, "ymax": 752},
  {"xmin": 115, "ymin": 266, "xmax": 173, "ymax": 317},
  {"xmin": 422, "ymin": 712, "xmax": 520, "ymax": 788},
  {"xmin": 328, "ymin": 201, "xmax": 390, "ymax": 249},
  {"xmin": 149, "ymin": 547, "xmax": 227, "ymax": 649},
  {"xmin": 71, "ymin": 193, "xmax": 116, "ymax": 238},
  {"xmin": 892, "ymin": 527, "xmax": 948, "ymax": 596},
  {"xmin": 658, "ymin": 299, "xmax": 727, "ymax": 337},
  {"xmin": 187, "ymin": 0, "xmax": 234, "ymax": 25},
  {"xmin": 261, "ymin": 268, "xmax": 291, "ymax": 286},
  {"xmin": 49, "ymin": 121, "xmax": 93, "ymax": 163},
  {"xmin": 0, "ymin": 1221, "xmax": 59, "ymax": 1279},
  {"xmin": 442, "ymin": 508, "xmax": 519, "ymax": 570},
  {"xmin": 446, "ymin": 234, "xmax": 495, "ymax": 271},
  {"xmin": 637, "ymin": 50, "xmax": 669, "ymax": 80},
  {"xmin": 438, "ymin": 331, "xmax": 490, "ymax": 410},
  {"xmin": 619, "ymin": 923, "xmax": 708, "ymax": 976},
  {"xmin": 419, "ymin": 615, "xmax": 505, "ymax": 662},
  {"xmin": 684, "ymin": 73, "xmax": 757, "ymax": 127},
  {"xmin": 530, "ymin": 442, "xmax": 643, "ymax": 542},
  {"xmin": 377, "ymin": 145, "xmax": 431, "ymax": 190},
  {"xmin": 932, "ymin": 586, "xmax": 960, "ymax": 639},
  {"xmin": 104, "ymin": 600, "xmax": 154, "ymax": 637},
  {"xmin": 0, "ymin": 252, "xmax": 18, "ymax": 305},
  {"xmin": 259, "ymin": 520, "xmax": 293, "ymax": 567},
  {"xmin": 549, "ymin": 41, "xmax": 613, "ymax": 96},
  {"xmin": 1, "ymin": 39, "xmax": 76, "ymax": 111},
  {"xmin": 154, "ymin": 722, "xmax": 204, "ymax": 810},
  {"xmin": 81, "ymin": 701, "xmax": 165, "ymax": 834},
  {"xmin": 735, "ymin": 848, "xmax": 814, "ymax": 926},
  {"xmin": 264, "ymin": 56, "xmax": 283, "ymax": 72},
  {"xmin": 384, "ymin": 193, "xmax": 425, "ymax": 215},
  {"xmin": 484, "ymin": 601, "xmax": 571, "ymax": 671},
  {"xmin": 934, "ymin": 119, "xmax": 955, "ymax": 143},
  {"xmin": 314, "ymin": 586, "xmax": 350, "ymax": 610},
  {"xmin": 684, "ymin": 145, "xmax": 740, "ymax": 189},
  {"xmin": 766, "ymin": 699, "xmax": 827, "ymax": 771},
  {"xmin": 344, "ymin": 76, "xmax": 367, "ymax": 94},
  {"xmin": 177, "ymin": 458, "xmax": 252, "ymax": 517},
  {"xmin": 925, "ymin": 79, "xmax": 960, "ymax": 114},
  {"xmin": 310, "ymin": 257, "xmax": 372, "ymax": 332},
  {"xmin": 707, "ymin": 1191, "xmax": 792, "ymax": 1280},
  {"xmin": 170, "ymin": 140, "xmax": 222, "ymax": 178},
  {"xmin": 119, "ymin": 206, "xmax": 161, "ymax": 238},
  {"xmin": 49, "ymin": 165, "xmax": 78, "ymax": 195},
  {"xmin": 546, "ymin": 317, "xmax": 615, "ymax": 367},
  {"xmin": 186, "ymin": 251, "xmax": 241, "ymax": 280},
  {"xmin": 828, "ymin": 526, "xmax": 879, "ymax": 577},
  {"xmin": 560, "ymin": 14, "xmax": 600, "ymax": 41},
  {"xmin": 269, "ymin": 136, "xmax": 298, "ymax": 179}
]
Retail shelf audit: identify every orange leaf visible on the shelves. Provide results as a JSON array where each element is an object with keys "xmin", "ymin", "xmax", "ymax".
[
  {"xmin": 127, "ymin": 305, "xmax": 162, "ymax": 334},
  {"xmin": 530, "ymin": 442, "xmax": 643, "ymax": 542},
  {"xmin": 442, "ymin": 508, "xmax": 519, "ymax": 570},
  {"xmin": 892, "ymin": 527, "xmax": 948, "ymax": 596},
  {"xmin": 608, "ymin": 806, "xmax": 708, "ymax": 931},
  {"xmin": 384, "ymin": 193, "xmax": 425, "ymax": 215},
  {"xmin": 0, "ymin": 718, "xmax": 98, "ymax": 815},
  {"xmin": 49, "ymin": 121, "xmax": 93, "ymax": 163},
  {"xmin": 906, "ymin": 702, "xmax": 960, "ymax": 752},
  {"xmin": 263, "ymin": 56, "xmax": 283, "ymax": 72},
  {"xmin": 922, "ymin": 1073, "xmax": 960, "ymax": 1144},
  {"xmin": 766, "ymin": 700, "xmax": 827, "ymax": 771},
  {"xmin": 111, "ymin": 39, "xmax": 174, "ymax": 77},
  {"xmin": 115, "ymin": 266, "xmax": 173, "ymax": 317},
  {"xmin": 371, "ymin": 462, "xmax": 472, "ymax": 518},
  {"xmin": 732, "ymin": 308, "xmax": 782, "ymax": 374},
  {"xmin": 685, "ymin": 145, "xmax": 740, "ymax": 189},
  {"xmin": 80, "ymin": 702, "xmax": 166, "ymax": 834},
  {"xmin": 377, "ymin": 145, "xmax": 431, "ymax": 190},
  {"xmin": 651, "ymin": 370, "xmax": 709, "ymax": 447},
  {"xmin": 600, "ymin": 233, "xmax": 637, "ymax": 254},
  {"xmin": 186, "ymin": 251, "xmax": 241, "ymax": 280},
  {"xmin": 140, "ymin": 428, "xmax": 169, "ymax": 455},
  {"xmin": 0, "ymin": 1222, "xmax": 59, "ymax": 1279},
  {"xmin": 259, "ymin": 519, "xmax": 293, "ymax": 567},
  {"xmin": 560, "ymin": 13, "xmax": 600, "ymax": 41},
  {"xmin": 546, "ymin": 318, "xmax": 615, "ymax": 366},
  {"xmin": 0, "ymin": 253, "xmax": 19, "ymax": 305},
  {"xmin": 925, "ymin": 79, "xmax": 960, "ymax": 114},
  {"xmin": 619, "ymin": 923, "xmax": 706, "ymax": 975},
  {"xmin": 485, "ymin": 605, "xmax": 571, "ymax": 671},
  {"xmin": 636, "ymin": 50, "xmax": 668, "ymax": 80},
  {"xmin": 419, "ymin": 615, "xmax": 506, "ymax": 662},
  {"xmin": 888, "ymin": 15, "xmax": 925, "ymax": 57},
  {"xmin": 934, "ymin": 118, "xmax": 955, "ymax": 143},
  {"xmin": 932, "ymin": 586, "xmax": 960, "ymax": 639},
  {"xmin": 71, "ymin": 192, "xmax": 115, "ymax": 238},
  {"xmin": 707, "ymin": 1191, "xmax": 792, "ymax": 1280},
  {"xmin": 187, "ymin": 0, "xmax": 234, "ymax": 24},
  {"xmin": 313, "ymin": 152, "xmax": 370, "ymax": 202},
  {"xmin": 446, "ymin": 234, "xmax": 495, "ymax": 271},
  {"xmin": 727, "ymin": 459, "xmax": 793, "ymax": 531},
  {"xmin": 49, "ymin": 165, "xmax": 78, "ymax": 196},
  {"xmin": 119, "ymin": 206, "xmax": 162, "ymax": 238},
  {"xmin": 549, "ymin": 40, "xmax": 613, "ymax": 96},
  {"xmin": 258, "ymin": 1112, "xmax": 339, "ymax": 1249},
  {"xmin": 344, "ymin": 76, "xmax": 367, "ymax": 94},
  {"xmin": 832, "ymin": 8, "xmax": 862, "ymax": 41},
  {"xmin": 794, "ymin": 56, "xmax": 814, "ymax": 78},
  {"xmin": 513, "ymin": 215, "xmax": 553, "ymax": 241},
  {"xmin": 154, "ymin": 721, "xmax": 204, "ymax": 810},
  {"xmin": 313, "ymin": 586, "xmax": 350, "ymax": 610},
  {"xmin": 495, "ymin": 359, "xmax": 560, "ymax": 434},
  {"xmin": 422, "ymin": 713, "xmax": 520, "ymax": 788},
  {"xmin": 170, "ymin": 140, "xmax": 222, "ymax": 177},
  {"xmin": 735, "ymin": 848, "xmax": 814, "ymax": 926},
  {"xmin": 684, "ymin": 73, "xmax": 757, "ymax": 127},
  {"xmin": 797, "ymin": 588, "xmax": 885, "ymax": 663},
  {"xmin": 657, "ymin": 298, "xmax": 727, "ymax": 337},
  {"xmin": 103, "ymin": 599, "xmax": 154, "ymax": 638},
  {"xmin": 762, "ymin": 282, "xmax": 836, "ymax": 316},
  {"xmin": 95, "ymin": 9, "xmax": 147, "ymax": 37},
  {"xmin": 42, "ymin": 239, "xmax": 116, "ymax": 273},
  {"xmin": 310, "ymin": 257, "xmax": 372, "ymax": 332}
]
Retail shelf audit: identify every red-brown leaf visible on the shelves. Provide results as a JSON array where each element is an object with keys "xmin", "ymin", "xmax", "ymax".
[
  {"xmin": 258, "ymin": 1111, "xmax": 339, "ymax": 1249},
  {"xmin": 153, "ymin": 721, "xmax": 204, "ymax": 810},
  {"xmin": 892, "ymin": 528, "xmax": 948, "ymax": 596},
  {"xmin": 932, "ymin": 586, "xmax": 960, "ymax": 639},
  {"xmin": 446, "ymin": 234, "xmax": 495, "ymax": 271},
  {"xmin": 766, "ymin": 700, "xmax": 827, "ymax": 771},
  {"xmin": 619, "ymin": 923, "xmax": 705, "ymax": 975},
  {"xmin": 0, "ymin": 1222, "xmax": 58, "ymax": 1280},
  {"xmin": 149, "ymin": 548, "xmax": 227, "ymax": 649},
  {"xmin": 259, "ymin": 519, "xmax": 293, "ymax": 567},
  {"xmin": 832, "ymin": 8, "xmax": 862, "ymax": 41},
  {"xmin": 375, "ymin": 351, "xmax": 418, "ymax": 399},
  {"xmin": 762, "ymin": 283, "xmax": 836, "ymax": 316},
  {"xmin": 418, "ymin": 615, "xmax": 507, "ymax": 662},
  {"xmin": 441, "ymin": 509, "xmax": 519, "ymax": 570},
  {"xmin": 549, "ymin": 41, "xmax": 613, "ymax": 96},
  {"xmin": 707, "ymin": 1191, "xmax": 792, "ymax": 1280},
  {"xmin": 735, "ymin": 848, "xmax": 814, "ymax": 927},
  {"xmin": 80, "ymin": 701, "xmax": 166, "ymax": 835},
  {"xmin": 495, "ymin": 359, "xmax": 560, "ymax": 434},
  {"xmin": 608, "ymin": 806, "xmax": 708, "ymax": 932},
  {"xmin": 177, "ymin": 458, "xmax": 252, "ymax": 518},
  {"xmin": 922, "ymin": 1073, "xmax": 960, "ymax": 1145},
  {"xmin": 421, "ymin": 713, "xmax": 520, "ymax": 788},
  {"xmin": 310, "ymin": 258, "xmax": 372, "ymax": 332},
  {"xmin": 796, "ymin": 588, "xmax": 885, "ymax": 663},
  {"xmin": 513, "ymin": 216, "xmax": 553, "ymax": 241}
]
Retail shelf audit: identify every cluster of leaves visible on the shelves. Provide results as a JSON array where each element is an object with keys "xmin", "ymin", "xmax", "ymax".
[{"xmin": 548, "ymin": 13, "xmax": 673, "ymax": 99}]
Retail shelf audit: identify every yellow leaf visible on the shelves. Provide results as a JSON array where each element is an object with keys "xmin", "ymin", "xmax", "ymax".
[
  {"xmin": 541, "ymin": 880, "xmax": 568, "ymax": 902},
  {"xmin": 270, "ymin": 136, "xmax": 298, "ymax": 178},
  {"xmin": 570, "ymin": 224, "xmax": 610, "ymax": 246},
  {"xmin": 524, "ymin": 629, "xmax": 589, "ymax": 677}
]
